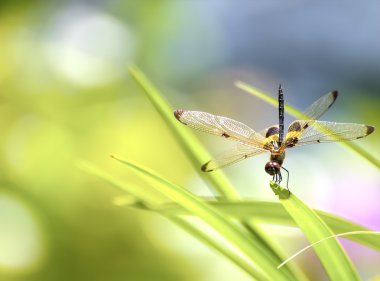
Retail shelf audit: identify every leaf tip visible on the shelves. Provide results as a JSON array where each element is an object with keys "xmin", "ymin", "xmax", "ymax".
[
  {"xmin": 269, "ymin": 181, "xmax": 290, "ymax": 199},
  {"xmin": 234, "ymin": 80, "xmax": 243, "ymax": 86},
  {"xmin": 277, "ymin": 263, "xmax": 285, "ymax": 269},
  {"xmin": 110, "ymin": 154, "xmax": 122, "ymax": 162}
]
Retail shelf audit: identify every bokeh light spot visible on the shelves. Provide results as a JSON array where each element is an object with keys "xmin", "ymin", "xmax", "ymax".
[
  {"xmin": 43, "ymin": 4, "xmax": 135, "ymax": 87},
  {"xmin": 0, "ymin": 192, "xmax": 46, "ymax": 273}
]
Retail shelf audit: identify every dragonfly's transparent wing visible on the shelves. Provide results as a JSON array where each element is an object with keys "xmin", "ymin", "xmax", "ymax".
[
  {"xmin": 201, "ymin": 143, "xmax": 266, "ymax": 172},
  {"xmin": 302, "ymin": 91, "xmax": 338, "ymax": 120},
  {"xmin": 282, "ymin": 120, "xmax": 375, "ymax": 149},
  {"xmin": 174, "ymin": 110, "xmax": 266, "ymax": 147}
]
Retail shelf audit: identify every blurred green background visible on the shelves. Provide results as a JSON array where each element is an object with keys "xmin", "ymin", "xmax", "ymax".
[{"xmin": 0, "ymin": 1, "xmax": 379, "ymax": 281}]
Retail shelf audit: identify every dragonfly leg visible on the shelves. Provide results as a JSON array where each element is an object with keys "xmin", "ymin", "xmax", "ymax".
[
  {"xmin": 272, "ymin": 174, "xmax": 278, "ymax": 183},
  {"xmin": 281, "ymin": 166, "xmax": 290, "ymax": 191},
  {"xmin": 273, "ymin": 172, "xmax": 282, "ymax": 184}
]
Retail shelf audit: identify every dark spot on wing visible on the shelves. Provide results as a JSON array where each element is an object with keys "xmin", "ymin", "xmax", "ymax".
[
  {"xmin": 303, "ymin": 123, "xmax": 309, "ymax": 129},
  {"xmin": 288, "ymin": 121, "xmax": 301, "ymax": 132},
  {"xmin": 328, "ymin": 91, "xmax": 338, "ymax": 109},
  {"xmin": 332, "ymin": 90, "xmax": 338, "ymax": 100},
  {"xmin": 174, "ymin": 109, "xmax": 188, "ymax": 125},
  {"xmin": 174, "ymin": 109, "xmax": 184, "ymax": 120},
  {"xmin": 317, "ymin": 140, "xmax": 321, "ymax": 143},
  {"xmin": 366, "ymin": 125, "xmax": 375, "ymax": 135},
  {"xmin": 265, "ymin": 126, "xmax": 279, "ymax": 137},
  {"xmin": 222, "ymin": 132, "xmax": 230, "ymax": 138},
  {"xmin": 285, "ymin": 137, "xmax": 298, "ymax": 147},
  {"xmin": 356, "ymin": 126, "xmax": 375, "ymax": 139}
]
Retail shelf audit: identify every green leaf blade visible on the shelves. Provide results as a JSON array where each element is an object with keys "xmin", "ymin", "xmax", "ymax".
[
  {"xmin": 128, "ymin": 65, "xmax": 240, "ymax": 199},
  {"xmin": 153, "ymin": 200, "xmax": 380, "ymax": 252},
  {"xmin": 278, "ymin": 231, "xmax": 380, "ymax": 269},
  {"xmin": 234, "ymin": 81, "xmax": 305, "ymax": 119},
  {"xmin": 80, "ymin": 161, "xmax": 267, "ymax": 279},
  {"xmin": 271, "ymin": 182, "xmax": 360, "ymax": 281},
  {"xmin": 112, "ymin": 156, "xmax": 298, "ymax": 281}
]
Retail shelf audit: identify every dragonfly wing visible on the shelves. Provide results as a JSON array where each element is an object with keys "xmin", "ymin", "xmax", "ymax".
[
  {"xmin": 302, "ymin": 91, "xmax": 338, "ymax": 120},
  {"xmin": 259, "ymin": 125, "xmax": 279, "ymax": 138},
  {"xmin": 174, "ymin": 110, "xmax": 266, "ymax": 147},
  {"xmin": 259, "ymin": 124, "xmax": 281, "ymax": 149},
  {"xmin": 283, "ymin": 120, "xmax": 375, "ymax": 148},
  {"xmin": 202, "ymin": 144, "xmax": 266, "ymax": 172}
]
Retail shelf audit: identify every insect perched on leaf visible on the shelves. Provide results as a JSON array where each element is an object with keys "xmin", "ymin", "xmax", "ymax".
[{"xmin": 174, "ymin": 85, "xmax": 375, "ymax": 189}]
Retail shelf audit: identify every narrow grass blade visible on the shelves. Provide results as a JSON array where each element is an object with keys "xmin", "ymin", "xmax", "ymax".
[
  {"xmin": 235, "ymin": 81, "xmax": 380, "ymax": 168},
  {"xmin": 270, "ymin": 182, "xmax": 360, "ymax": 281},
  {"xmin": 278, "ymin": 231, "xmax": 380, "ymax": 269},
  {"xmin": 78, "ymin": 160, "xmax": 164, "ymax": 206},
  {"xmin": 128, "ymin": 65, "xmax": 239, "ymax": 199},
  {"xmin": 111, "ymin": 155, "xmax": 298, "ymax": 281},
  {"xmin": 80, "ymin": 161, "xmax": 281, "ymax": 279},
  {"xmin": 234, "ymin": 81, "xmax": 306, "ymax": 119},
  {"xmin": 152, "ymin": 200, "xmax": 380, "ymax": 252},
  {"xmin": 240, "ymin": 220, "xmax": 310, "ymax": 281},
  {"xmin": 167, "ymin": 215, "xmax": 266, "ymax": 279}
]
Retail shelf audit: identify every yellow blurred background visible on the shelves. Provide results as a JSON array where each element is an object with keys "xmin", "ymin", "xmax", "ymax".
[{"xmin": 0, "ymin": 1, "xmax": 379, "ymax": 281}]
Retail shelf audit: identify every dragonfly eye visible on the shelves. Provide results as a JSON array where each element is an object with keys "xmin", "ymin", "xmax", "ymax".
[{"xmin": 265, "ymin": 162, "xmax": 281, "ymax": 175}]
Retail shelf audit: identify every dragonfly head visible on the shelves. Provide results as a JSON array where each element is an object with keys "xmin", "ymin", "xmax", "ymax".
[{"xmin": 265, "ymin": 161, "xmax": 281, "ymax": 176}]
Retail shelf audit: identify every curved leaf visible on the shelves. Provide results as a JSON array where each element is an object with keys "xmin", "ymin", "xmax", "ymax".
[
  {"xmin": 129, "ymin": 65, "xmax": 239, "ymax": 199},
  {"xmin": 278, "ymin": 231, "xmax": 380, "ymax": 269},
  {"xmin": 271, "ymin": 182, "xmax": 360, "ymax": 281},
  {"xmin": 111, "ymin": 155, "xmax": 298, "ymax": 281},
  {"xmin": 149, "ymin": 200, "xmax": 380, "ymax": 252}
]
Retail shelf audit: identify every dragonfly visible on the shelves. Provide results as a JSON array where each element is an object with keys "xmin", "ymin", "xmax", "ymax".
[{"xmin": 173, "ymin": 85, "xmax": 375, "ymax": 189}]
